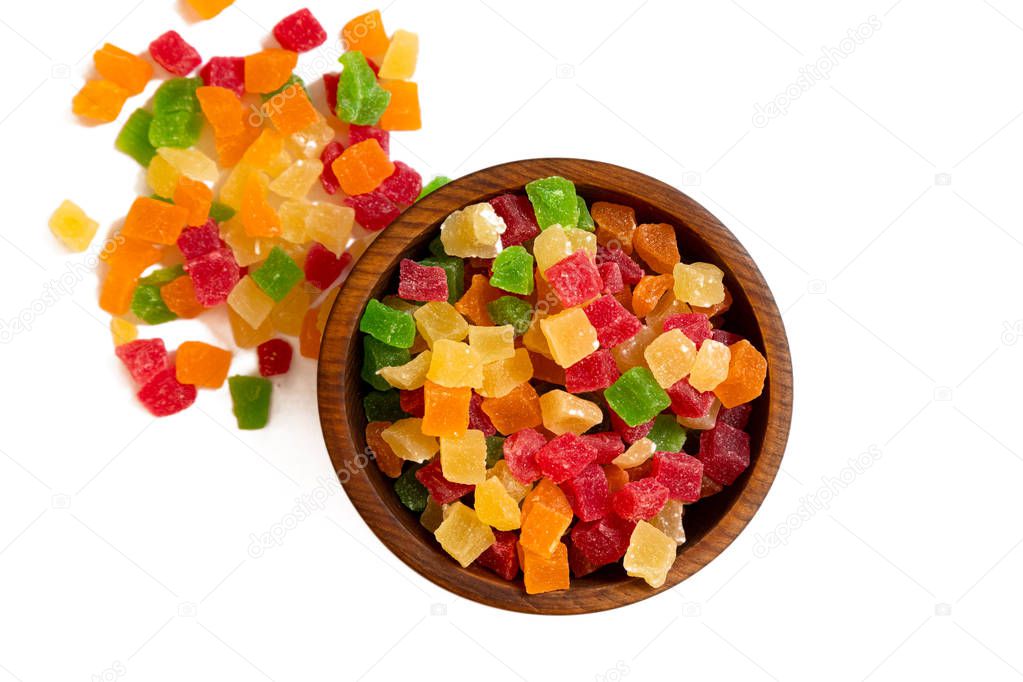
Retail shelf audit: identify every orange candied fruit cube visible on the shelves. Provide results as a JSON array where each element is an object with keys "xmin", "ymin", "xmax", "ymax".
[
  {"xmin": 244, "ymin": 49, "xmax": 298, "ymax": 94},
  {"xmin": 93, "ymin": 44, "xmax": 152, "ymax": 95},
  {"xmin": 521, "ymin": 478, "xmax": 572, "ymax": 521},
  {"xmin": 421, "ymin": 380, "xmax": 471, "ymax": 437},
  {"xmin": 366, "ymin": 421, "xmax": 404, "ymax": 478},
  {"xmin": 454, "ymin": 274, "xmax": 503, "ymax": 326},
  {"xmin": 161, "ymin": 275, "xmax": 204, "ymax": 319},
  {"xmin": 176, "ymin": 341, "xmax": 232, "ymax": 388},
  {"xmin": 378, "ymin": 80, "xmax": 421, "ymax": 131},
  {"xmin": 173, "ymin": 176, "xmax": 213, "ymax": 226},
  {"xmin": 341, "ymin": 10, "xmax": 389, "ymax": 60},
  {"xmin": 299, "ymin": 307, "xmax": 322, "ymax": 358},
  {"xmin": 519, "ymin": 542, "xmax": 570, "ymax": 594},
  {"xmin": 592, "ymin": 201, "xmax": 638, "ymax": 254},
  {"xmin": 72, "ymin": 80, "xmax": 129, "ymax": 123},
  {"xmin": 633, "ymin": 223, "xmax": 680, "ymax": 275},
  {"xmin": 631, "ymin": 274, "xmax": 674, "ymax": 318},
  {"xmin": 100, "ymin": 269, "xmax": 138, "ymax": 315},
  {"xmin": 197, "ymin": 85, "xmax": 245, "ymax": 137},
  {"xmin": 101, "ymin": 235, "xmax": 163, "ymax": 271},
  {"xmin": 239, "ymin": 129, "xmax": 285, "ymax": 171},
  {"xmin": 480, "ymin": 382, "xmax": 542, "ymax": 435},
  {"xmin": 240, "ymin": 173, "xmax": 280, "ymax": 237},
  {"xmin": 215, "ymin": 121, "xmax": 261, "ymax": 168},
  {"xmin": 185, "ymin": 0, "xmax": 234, "ymax": 20},
  {"xmin": 262, "ymin": 84, "xmax": 320, "ymax": 136},
  {"xmin": 330, "ymin": 139, "xmax": 394, "ymax": 196},
  {"xmin": 122, "ymin": 196, "xmax": 189, "ymax": 245},
  {"xmin": 713, "ymin": 339, "xmax": 767, "ymax": 408}
]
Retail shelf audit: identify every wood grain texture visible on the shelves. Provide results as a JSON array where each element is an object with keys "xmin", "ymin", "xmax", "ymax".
[{"xmin": 318, "ymin": 158, "xmax": 793, "ymax": 614}]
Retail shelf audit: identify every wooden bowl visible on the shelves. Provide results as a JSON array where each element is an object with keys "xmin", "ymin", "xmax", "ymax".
[{"xmin": 318, "ymin": 158, "xmax": 792, "ymax": 614}]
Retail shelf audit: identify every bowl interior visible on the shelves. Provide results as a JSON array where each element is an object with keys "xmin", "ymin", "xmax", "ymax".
[{"xmin": 318, "ymin": 158, "xmax": 792, "ymax": 614}]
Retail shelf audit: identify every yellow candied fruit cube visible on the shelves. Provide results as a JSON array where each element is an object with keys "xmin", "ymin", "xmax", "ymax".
[
  {"xmin": 434, "ymin": 501, "xmax": 495, "ymax": 568},
  {"xmin": 487, "ymin": 460, "xmax": 532, "ymax": 503},
  {"xmin": 539, "ymin": 389, "xmax": 603, "ymax": 436},
  {"xmin": 623, "ymin": 521, "xmax": 678, "ymax": 588},
  {"xmin": 270, "ymin": 284, "xmax": 310, "ymax": 336},
  {"xmin": 109, "ymin": 317, "xmax": 137, "ymax": 346},
  {"xmin": 649, "ymin": 499, "xmax": 686, "ymax": 545},
  {"xmin": 643, "ymin": 329, "xmax": 697, "ymax": 389},
  {"xmin": 381, "ymin": 418, "xmax": 438, "ymax": 462},
  {"xmin": 378, "ymin": 29, "xmax": 419, "ymax": 80},
  {"xmin": 564, "ymin": 226, "xmax": 597, "ymax": 258},
  {"xmin": 611, "ymin": 324, "xmax": 657, "ymax": 372},
  {"xmin": 439, "ymin": 203, "xmax": 506, "ymax": 259},
  {"xmin": 467, "ymin": 324, "xmax": 515, "ymax": 364},
  {"xmin": 673, "ymin": 261, "xmax": 725, "ymax": 307},
  {"xmin": 156, "ymin": 147, "xmax": 218, "ymax": 183},
  {"xmin": 688, "ymin": 339, "xmax": 730, "ymax": 392},
  {"xmin": 377, "ymin": 350, "xmax": 432, "ymax": 390},
  {"xmin": 305, "ymin": 202, "xmax": 355, "ymax": 256},
  {"xmin": 219, "ymin": 163, "xmax": 257, "ymax": 209},
  {"xmin": 221, "ymin": 216, "xmax": 276, "ymax": 267},
  {"xmin": 49, "ymin": 200, "xmax": 99, "ymax": 252},
  {"xmin": 440, "ymin": 429, "xmax": 488, "ymax": 485},
  {"xmin": 286, "ymin": 117, "xmax": 335, "ymax": 159},
  {"xmin": 227, "ymin": 306, "xmax": 274, "ymax": 348},
  {"xmin": 146, "ymin": 154, "xmax": 180, "ymax": 198},
  {"xmin": 277, "ymin": 200, "xmax": 310, "ymax": 244},
  {"xmin": 522, "ymin": 313, "xmax": 553, "ymax": 359},
  {"xmin": 269, "ymin": 159, "xmax": 323, "ymax": 200},
  {"xmin": 539, "ymin": 307, "xmax": 599, "ymax": 368},
  {"xmin": 474, "ymin": 477, "xmax": 521, "ymax": 531},
  {"xmin": 533, "ymin": 224, "xmax": 574, "ymax": 276},
  {"xmin": 480, "ymin": 347, "xmax": 534, "ymax": 398},
  {"xmin": 414, "ymin": 301, "xmax": 469, "ymax": 348},
  {"xmin": 612, "ymin": 437, "xmax": 656, "ymax": 469},
  {"xmin": 227, "ymin": 275, "xmax": 275, "ymax": 328},
  {"xmin": 426, "ymin": 339, "xmax": 483, "ymax": 389}
]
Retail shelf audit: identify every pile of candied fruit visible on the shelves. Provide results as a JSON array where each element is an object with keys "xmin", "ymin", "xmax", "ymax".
[
  {"xmin": 50, "ymin": 6, "xmax": 443, "ymax": 428},
  {"xmin": 359, "ymin": 176, "xmax": 768, "ymax": 594}
]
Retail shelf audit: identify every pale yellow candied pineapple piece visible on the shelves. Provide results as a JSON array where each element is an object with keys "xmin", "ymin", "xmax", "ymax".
[
  {"xmin": 688, "ymin": 339, "xmax": 730, "ymax": 392},
  {"xmin": 426, "ymin": 339, "xmax": 483, "ymax": 388},
  {"xmin": 270, "ymin": 285, "xmax": 310, "ymax": 336},
  {"xmin": 109, "ymin": 318, "xmax": 137, "ymax": 346},
  {"xmin": 673, "ymin": 262, "xmax": 724, "ymax": 307},
  {"xmin": 434, "ymin": 501, "xmax": 495, "ymax": 567},
  {"xmin": 49, "ymin": 200, "xmax": 99, "ymax": 252},
  {"xmin": 623, "ymin": 520, "xmax": 677, "ymax": 588},
  {"xmin": 378, "ymin": 29, "xmax": 419, "ymax": 80},
  {"xmin": 381, "ymin": 418, "xmax": 438, "ymax": 462},
  {"xmin": 539, "ymin": 307, "xmax": 599, "ymax": 368},
  {"xmin": 227, "ymin": 275, "xmax": 275, "ymax": 328},
  {"xmin": 487, "ymin": 460, "xmax": 532, "ymax": 503},
  {"xmin": 304, "ymin": 202, "xmax": 354, "ymax": 256},
  {"xmin": 648, "ymin": 499, "xmax": 686, "ymax": 545},
  {"xmin": 269, "ymin": 159, "xmax": 323, "ymax": 199},
  {"xmin": 439, "ymin": 429, "xmax": 488, "ymax": 485},
  {"xmin": 532, "ymin": 224, "xmax": 574, "ymax": 276},
  {"xmin": 439, "ymin": 203, "xmax": 506, "ymax": 258},
  {"xmin": 146, "ymin": 154, "xmax": 180, "ymax": 197},
  {"xmin": 221, "ymin": 216, "xmax": 275, "ymax": 267},
  {"xmin": 413, "ymin": 301, "xmax": 469, "ymax": 348},
  {"xmin": 473, "ymin": 477, "xmax": 522, "ymax": 531},
  {"xmin": 468, "ymin": 324, "xmax": 515, "ymax": 364},
  {"xmin": 564, "ymin": 226, "xmax": 597, "ymax": 258},
  {"xmin": 480, "ymin": 347, "xmax": 534, "ymax": 398},
  {"xmin": 377, "ymin": 350, "xmax": 432, "ymax": 390},
  {"xmin": 157, "ymin": 147, "xmax": 218, "ymax": 183},
  {"xmin": 643, "ymin": 329, "xmax": 697, "ymax": 388},
  {"xmin": 612, "ymin": 437, "xmax": 656, "ymax": 469},
  {"xmin": 539, "ymin": 389, "xmax": 603, "ymax": 435}
]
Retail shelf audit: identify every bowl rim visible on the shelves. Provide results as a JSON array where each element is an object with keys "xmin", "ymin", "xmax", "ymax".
[{"xmin": 317, "ymin": 157, "xmax": 793, "ymax": 615}]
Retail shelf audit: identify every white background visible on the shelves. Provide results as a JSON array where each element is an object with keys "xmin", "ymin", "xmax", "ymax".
[{"xmin": 1, "ymin": 0, "xmax": 1022, "ymax": 680}]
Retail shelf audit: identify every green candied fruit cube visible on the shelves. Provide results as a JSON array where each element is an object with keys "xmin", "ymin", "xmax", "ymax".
[
  {"xmin": 359, "ymin": 299, "xmax": 416, "ymax": 348},
  {"xmin": 130, "ymin": 284, "xmax": 177, "ymax": 325},
  {"xmin": 138, "ymin": 264, "xmax": 185, "ymax": 287},
  {"xmin": 604, "ymin": 367, "xmax": 670, "ymax": 427},
  {"xmin": 250, "ymin": 246, "xmax": 303, "ymax": 302},
  {"xmin": 209, "ymin": 201, "xmax": 236, "ymax": 222},
  {"xmin": 525, "ymin": 175, "xmax": 579, "ymax": 229},
  {"xmin": 261, "ymin": 73, "xmax": 307, "ymax": 101},
  {"xmin": 228, "ymin": 375, "xmax": 273, "ymax": 430},
  {"xmin": 363, "ymin": 389, "xmax": 407, "ymax": 422},
  {"xmin": 647, "ymin": 414, "xmax": 686, "ymax": 453},
  {"xmin": 418, "ymin": 255, "xmax": 464, "ymax": 304},
  {"xmin": 489, "ymin": 245, "xmax": 534, "ymax": 295},
  {"xmin": 394, "ymin": 463, "xmax": 428, "ymax": 512},
  {"xmin": 116, "ymin": 109, "xmax": 157, "ymax": 166},
  {"xmin": 485, "ymin": 436, "xmax": 505, "ymax": 469},
  {"xmin": 336, "ymin": 51, "xmax": 391, "ymax": 125},
  {"xmin": 148, "ymin": 111, "xmax": 202, "ymax": 149},
  {"xmin": 153, "ymin": 77, "xmax": 202, "ymax": 116},
  {"xmin": 361, "ymin": 336, "xmax": 411, "ymax": 390},
  {"xmin": 576, "ymin": 196, "xmax": 594, "ymax": 231},
  {"xmin": 486, "ymin": 296, "xmax": 533, "ymax": 337},
  {"xmin": 417, "ymin": 175, "xmax": 452, "ymax": 201}
]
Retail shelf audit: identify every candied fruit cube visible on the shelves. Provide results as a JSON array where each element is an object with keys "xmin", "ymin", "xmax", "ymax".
[
  {"xmin": 581, "ymin": 432, "xmax": 625, "ymax": 465},
  {"xmin": 713, "ymin": 340, "xmax": 767, "ymax": 408},
  {"xmin": 545, "ymin": 251, "xmax": 602, "ymax": 307},
  {"xmin": 475, "ymin": 529, "xmax": 520, "ymax": 580},
  {"xmin": 663, "ymin": 313, "xmax": 712, "ymax": 347},
  {"xmin": 304, "ymin": 242, "xmax": 350, "ymax": 291},
  {"xmin": 598, "ymin": 261, "xmax": 624, "ymax": 295},
  {"xmin": 647, "ymin": 414, "xmax": 686, "ymax": 453},
  {"xmin": 644, "ymin": 329, "xmax": 697, "ymax": 389},
  {"xmin": 468, "ymin": 325, "xmax": 515, "ymax": 364},
  {"xmin": 502, "ymin": 428, "xmax": 546, "ymax": 484},
  {"xmin": 176, "ymin": 341, "xmax": 231, "ymax": 388},
  {"xmin": 362, "ymin": 336, "xmax": 411, "ymax": 390},
  {"xmin": 688, "ymin": 339, "xmax": 731, "ymax": 392},
  {"xmin": 378, "ymin": 80, "xmax": 421, "ymax": 131},
  {"xmin": 592, "ymin": 202, "xmax": 636, "ymax": 254},
  {"xmin": 520, "ymin": 542, "xmax": 570, "ymax": 594},
  {"xmin": 73, "ymin": 79, "xmax": 129, "ymax": 122},
  {"xmin": 480, "ymin": 382, "xmax": 542, "ymax": 435},
  {"xmin": 454, "ymin": 274, "xmax": 503, "ymax": 326},
  {"xmin": 525, "ymin": 176, "xmax": 578, "ymax": 229},
  {"xmin": 565, "ymin": 349, "xmax": 620, "ymax": 393},
  {"xmin": 250, "ymin": 246, "xmax": 303, "ymax": 302},
  {"xmin": 605, "ymin": 367, "xmax": 670, "ymax": 427},
  {"xmin": 475, "ymin": 476, "xmax": 522, "ymax": 530},
  {"xmin": 539, "ymin": 390, "xmax": 603, "ymax": 436},
  {"xmin": 612, "ymin": 437, "xmax": 656, "ymax": 469},
  {"xmin": 257, "ymin": 338, "xmax": 292, "ymax": 377},
  {"xmin": 273, "ymin": 8, "xmax": 326, "ymax": 52},
  {"xmin": 519, "ymin": 480, "xmax": 573, "ymax": 557},
  {"xmin": 719, "ymin": 403, "xmax": 752, "ymax": 430},
  {"xmin": 149, "ymin": 31, "xmax": 201, "ymax": 76},
  {"xmin": 349, "ymin": 125, "xmax": 389, "ymax": 154},
  {"xmin": 116, "ymin": 338, "xmax": 168, "ymax": 384},
  {"xmin": 427, "ymin": 339, "xmax": 483, "ymax": 388},
  {"xmin": 632, "ymin": 274, "xmax": 674, "ymax": 318},
  {"xmin": 435, "ymin": 502, "xmax": 494, "ymax": 568},
  {"xmin": 378, "ymin": 29, "xmax": 419, "ymax": 80},
  {"xmin": 341, "ymin": 10, "xmax": 390, "ymax": 59},
  {"xmin": 649, "ymin": 499, "xmax": 686, "ymax": 545},
  {"xmin": 366, "ymin": 421, "xmax": 404, "ymax": 478},
  {"xmin": 336, "ymin": 51, "xmax": 391, "ymax": 125},
  {"xmin": 673, "ymin": 262, "xmax": 725, "ymax": 307},
  {"xmin": 633, "ymin": 223, "xmax": 680, "ymax": 275},
  {"xmin": 398, "ymin": 259, "xmax": 448, "ymax": 302},
  {"xmin": 416, "ymin": 458, "xmax": 473, "ymax": 504},
  {"xmin": 414, "ymin": 301, "xmax": 469, "ymax": 348},
  {"xmin": 95, "ymin": 43, "xmax": 152, "ymax": 95},
  {"xmin": 560, "ymin": 463, "xmax": 610, "ymax": 521},
  {"xmin": 480, "ymin": 347, "xmax": 534, "ymax": 398},
  {"xmin": 199, "ymin": 57, "xmax": 245, "ymax": 97},
  {"xmin": 583, "ymin": 295, "xmax": 641, "ymax": 349},
  {"xmin": 378, "ymin": 161, "xmax": 422, "ymax": 205},
  {"xmin": 534, "ymin": 433, "xmax": 598, "ymax": 484},
  {"xmin": 394, "ymin": 463, "xmax": 429, "ymax": 512},
  {"xmin": 487, "ymin": 460, "xmax": 532, "ymax": 502},
  {"xmin": 49, "ymin": 200, "xmax": 98, "ymax": 252},
  {"xmin": 382, "ymin": 418, "xmax": 438, "ymax": 463},
  {"xmin": 186, "ymin": 247, "xmax": 240, "ymax": 307},
  {"xmin": 440, "ymin": 430, "xmax": 488, "ymax": 484},
  {"xmin": 110, "ymin": 318, "xmax": 138, "ymax": 346},
  {"xmin": 539, "ymin": 307, "xmax": 599, "ymax": 368},
  {"xmin": 623, "ymin": 521, "xmax": 677, "ymax": 588},
  {"xmin": 651, "ymin": 452, "xmax": 703, "ymax": 502},
  {"xmin": 699, "ymin": 422, "xmax": 750, "ymax": 485},
  {"xmin": 489, "ymin": 193, "xmax": 540, "ymax": 246},
  {"xmin": 138, "ymin": 367, "xmax": 197, "ymax": 417},
  {"xmin": 612, "ymin": 478, "xmax": 669, "ymax": 521},
  {"xmin": 332, "ymin": 139, "xmax": 394, "ymax": 195},
  {"xmin": 421, "ymin": 380, "xmax": 470, "ymax": 437},
  {"xmin": 571, "ymin": 514, "xmax": 635, "ymax": 569},
  {"xmin": 227, "ymin": 275, "xmax": 274, "ymax": 329},
  {"xmin": 245, "ymin": 49, "xmax": 298, "ymax": 93},
  {"xmin": 486, "ymin": 296, "xmax": 533, "ymax": 337},
  {"xmin": 131, "ymin": 285, "xmax": 177, "ymax": 325},
  {"xmin": 364, "ymin": 390, "xmax": 406, "ymax": 423},
  {"xmin": 360, "ymin": 299, "xmax": 416, "ymax": 349},
  {"xmin": 378, "ymin": 351, "xmax": 432, "ymax": 391},
  {"xmin": 123, "ymin": 196, "xmax": 189, "ymax": 245},
  {"xmin": 489, "ymin": 246, "xmax": 534, "ymax": 295},
  {"xmin": 440, "ymin": 203, "xmax": 507, "ymax": 259}
]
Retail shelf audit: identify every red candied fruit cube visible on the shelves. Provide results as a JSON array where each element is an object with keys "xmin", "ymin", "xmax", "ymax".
[
  {"xmin": 399, "ymin": 387, "xmax": 424, "ymax": 417},
  {"xmin": 489, "ymin": 194, "xmax": 540, "ymax": 247},
  {"xmin": 115, "ymin": 338, "xmax": 168, "ymax": 385},
  {"xmin": 322, "ymin": 72, "xmax": 339, "ymax": 112},
  {"xmin": 546, "ymin": 251, "xmax": 603, "ymax": 308},
  {"xmin": 345, "ymin": 191, "xmax": 400, "ymax": 232},
  {"xmin": 257, "ymin": 338, "xmax": 293, "ymax": 377},
  {"xmin": 583, "ymin": 295, "xmax": 642, "ymax": 348},
  {"xmin": 177, "ymin": 220, "xmax": 221, "ymax": 260},
  {"xmin": 560, "ymin": 463, "xmax": 610, "ymax": 521},
  {"xmin": 609, "ymin": 410, "xmax": 654, "ymax": 444},
  {"xmin": 397, "ymin": 258, "xmax": 448, "ymax": 302},
  {"xmin": 149, "ymin": 31, "xmax": 201, "ymax": 76},
  {"xmin": 719, "ymin": 403, "xmax": 752, "ymax": 430},
  {"xmin": 568, "ymin": 538, "xmax": 601, "ymax": 577},
  {"xmin": 137, "ymin": 367, "xmax": 197, "ymax": 417},
  {"xmin": 319, "ymin": 141, "xmax": 344, "ymax": 194},
  {"xmin": 378, "ymin": 161, "xmax": 422, "ymax": 206},
  {"xmin": 502, "ymin": 428, "xmax": 546, "ymax": 484},
  {"xmin": 474, "ymin": 529, "xmax": 519, "ymax": 581},
  {"xmin": 185, "ymin": 247, "xmax": 241, "ymax": 307},
  {"xmin": 712, "ymin": 329, "xmax": 744, "ymax": 346},
  {"xmin": 611, "ymin": 478, "xmax": 669, "ymax": 521},
  {"xmin": 596, "ymin": 245, "xmax": 643, "ymax": 286},
  {"xmin": 581, "ymin": 432, "xmax": 624, "ymax": 465},
  {"xmin": 415, "ymin": 458, "xmax": 474, "ymax": 504},
  {"xmin": 304, "ymin": 242, "xmax": 351, "ymax": 291},
  {"xmin": 570, "ymin": 514, "xmax": 635, "ymax": 567},
  {"xmin": 535, "ymin": 433, "xmax": 598, "ymax": 484},
  {"xmin": 651, "ymin": 452, "xmax": 703, "ymax": 502},
  {"xmin": 468, "ymin": 392, "xmax": 496, "ymax": 437},
  {"xmin": 565, "ymin": 348, "xmax": 620, "ymax": 393},
  {"xmin": 598, "ymin": 261, "xmax": 624, "ymax": 295},
  {"xmin": 272, "ymin": 8, "xmax": 327, "ymax": 52},
  {"xmin": 663, "ymin": 313, "xmax": 712, "ymax": 347},
  {"xmin": 699, "ymin": 422, "xmax": 750, "ymax": 485},
  {"xmin": 666, "ymin": 377, "xmax": 715, "ymax": 419},
  {"xmin": 349, "ymin": 125, "xmax": 389, "ymax": 155},
  {"xmin": 199, "ymin": 57, "xmax": 245, "ymax": 97}
]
